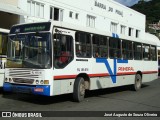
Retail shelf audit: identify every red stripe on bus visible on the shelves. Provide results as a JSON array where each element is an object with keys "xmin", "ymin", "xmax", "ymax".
[
  {"xmin": 54, "ymin": 71, "xmax": 158, "ymax": 80},
  {"xmin": 142, "ymin": 71, "xmax": 158, "ymax": 74},
  {"xmin": 117, "ymin": 72, "xmax": 136, "ymax": 75},
  {"xmin": 89, "ymin": 73, "xmax": 110, "ymax": 77},
  {"xmin": 54, "ymin": 75, "xmax": 77, "ymax": 80}
]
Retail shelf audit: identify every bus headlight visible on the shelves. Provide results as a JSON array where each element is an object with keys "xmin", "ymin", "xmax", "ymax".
[
  {"xmin": 36, "ymin": 80, "xmax": 39, "ymax": 84},
  {"xmin": 9, "ymin": 78, "xmax": 12, "ymax": 82},
  {"xmin": 40, "ymin": 80, "xmax": 44, "ymax": 84},
  {"xmin": 5, "ymin": 78, "xmax": 8, "ymax": 82},
  {"xmin": 44, "ymin": 80, "xmax": 49, "ymax": 84}
]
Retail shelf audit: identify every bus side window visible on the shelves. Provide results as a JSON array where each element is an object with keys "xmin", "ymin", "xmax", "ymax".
[
  {"xmin": 109, "ymin": 37, "xmax": 121, "ymax": 59},
  {"xmin": 75, "ymin": 32, "xmax": 91, "ymax": 58},
  {"xmin": 93, "ymin": 35, "xmax": 108, "ymax": 58},
  {"xmin": 143, "ymin": 44, "xmax": 150, "ymax": 60},
  {"xmin": 122, "ymin": 40, "xmax": 133, "ymax": 60},
  {"xmin": 134, "ymin": 42, "xmax": 142, "ymax": 60}
]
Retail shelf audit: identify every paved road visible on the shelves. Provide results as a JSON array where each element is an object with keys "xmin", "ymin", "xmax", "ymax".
[{"xmin": 0, "ymin": 78, "xmax": 160, "ymax": 120}]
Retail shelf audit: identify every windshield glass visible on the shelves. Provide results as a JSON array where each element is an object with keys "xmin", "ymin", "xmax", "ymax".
[{"xmin": 7, "ymin": 32, "xmax": 51, "ymax": 69}]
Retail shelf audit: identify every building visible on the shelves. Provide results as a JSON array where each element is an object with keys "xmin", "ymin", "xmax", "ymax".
[
  {"xmin": 148, "ymin": 21, "xmax": 160, "ymax": 39},
  {"xmin": 0, "ymin": 0, "xmax": 146, "ymax": 40},
  {"xmin": 0, "ymin": 0, "xmax": 28, "ymax": 29}
]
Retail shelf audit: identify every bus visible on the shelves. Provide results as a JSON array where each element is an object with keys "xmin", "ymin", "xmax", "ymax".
[
  {"xmin": 0, "ymin": 28, "xmax": 9, "ymax": 87},
  {"xmin": 3, "ymin": 21, "xmax": 158, "ymax": 102}
]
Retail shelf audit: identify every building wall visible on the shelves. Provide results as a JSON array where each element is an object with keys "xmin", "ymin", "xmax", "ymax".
[
  {"xmin": 0, "ymin": 0, "xmax": 18, "ymax": 6},
  {"xmin": 18, "ymin": 0, "xmax": 146, "ymax": 39}
]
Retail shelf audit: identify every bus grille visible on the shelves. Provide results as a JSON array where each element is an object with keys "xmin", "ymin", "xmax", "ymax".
[
  {"xmin": 6, "ymin": 68, "xmax": 44, "ymax": 84},
  {"xmin": 12, "ymin": 78, "xmax": 34, "ymax": 84}
]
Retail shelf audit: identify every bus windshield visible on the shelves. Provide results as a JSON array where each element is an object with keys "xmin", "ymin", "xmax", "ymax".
[{"xmin": 7, "ymin": 32, "xmax": 51, "ymax": 69}]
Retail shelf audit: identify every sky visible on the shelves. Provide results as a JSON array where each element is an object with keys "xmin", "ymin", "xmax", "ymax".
[{"xmin": 114, "ymin": 0, "xmax": 151, "ymax": 6}]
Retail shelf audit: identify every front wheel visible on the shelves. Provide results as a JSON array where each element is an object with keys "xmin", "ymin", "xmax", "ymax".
[
  {"xmin": 133, "ymin": 74, "xmax": 142, "ymax": 91},
  {"xmin": 73, "ymin": 77, "xmax": 85, "ymax": 102}
]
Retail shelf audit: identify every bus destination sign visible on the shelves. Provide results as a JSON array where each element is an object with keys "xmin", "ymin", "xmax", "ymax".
[{"xmin": 10, "ymin": 22, "xmax": 51, "ymax": 34}]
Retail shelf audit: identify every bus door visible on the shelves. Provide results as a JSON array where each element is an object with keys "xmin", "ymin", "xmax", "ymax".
[{"xmin": 53, "ymin": 27, "xmax": 74, "ymax": 69}]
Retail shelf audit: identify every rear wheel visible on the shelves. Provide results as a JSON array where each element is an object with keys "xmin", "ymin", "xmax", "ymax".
[
  {"xmin": 73, "ymin": 77, "xmax": 85, "ymax": 102},
  {"xmin": 133, "ymin": 74, "xmax": 142, "ymax": 91}
]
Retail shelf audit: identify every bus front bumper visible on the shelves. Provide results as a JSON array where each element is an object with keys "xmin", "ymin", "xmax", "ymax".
[{"xmin": 3, "ymin": 83, "xmax": 50, "ymax": 96}]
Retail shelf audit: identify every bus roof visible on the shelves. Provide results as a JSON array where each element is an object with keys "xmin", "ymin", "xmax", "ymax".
[{"xmin": 145, "ymin": 33, "xmax": 160, "ymax": 47}]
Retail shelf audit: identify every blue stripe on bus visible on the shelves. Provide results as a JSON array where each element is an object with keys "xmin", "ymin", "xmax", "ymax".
[
  {"xmin": 117, "ymin": 59, "xmax": 128, "ymax": 63},
  {"xmin": 96, "ymin": 58, "xmax": 129, "ymax": 83},
  {"xmin": 112, "ymin": 33, "xmax": 119, "ymax": 38},
  {"xmin": 116, "ymin": 34, "xmax": 119, "ymax": 38},
  {"xmin": 112, "ymin": 33, "xmax": 115, "ymax": 38},
  {"xmin": 3, "ymin": 83, "xmax": 50, "ymax": 96},
  {"xmin": 96, "ymin": 58, "xmax": 117, "ymax": 83}
]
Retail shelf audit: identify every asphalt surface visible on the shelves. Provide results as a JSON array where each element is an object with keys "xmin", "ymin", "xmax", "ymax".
[{"xmin": 0, "ymin": 78, "xmax": 160, "ymax": 120}]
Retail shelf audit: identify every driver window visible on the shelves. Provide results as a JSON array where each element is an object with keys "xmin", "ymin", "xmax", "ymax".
[{"xmin": 54, "ymin": 34, "xmax": 73, "ymax": 69}]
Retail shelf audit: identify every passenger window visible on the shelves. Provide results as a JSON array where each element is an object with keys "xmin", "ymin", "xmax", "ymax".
[
  {"xmin": 75, "ymin": 32, "xmax": 91, "ymax": 58},
  {"xmin": 134, "ymin": 42, "xmax": 142, "ymax": 60},
  {"xmin": 109, "ymin": 37, "xmax": 121, "ymax": 59},
  {"xmin": 150, "ymin": 46, "xmax": 157, "ymax": 61},
  {"xmin": 93, "ymin": 35, "xmax": 108, "ymax": 58},
  {"xmin": 143, "ymin": 44, "xmax": 150, "ymax": 61},
  {"xmin": 122, "ymin": 40, "xmax": 133, "ymax": 60}
]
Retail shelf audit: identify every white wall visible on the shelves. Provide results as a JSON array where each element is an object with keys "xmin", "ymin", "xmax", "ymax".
[{"xmin": 18, "ymin": 0, "xmax": 146, "ymax": 39}]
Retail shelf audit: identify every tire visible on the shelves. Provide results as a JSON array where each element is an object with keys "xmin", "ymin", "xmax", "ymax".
[
  {"xmin": 73, "ymin": 77, "xmax": 85, "ymax": 102},
  {"xmin": 133, "ymin": 74, "xmax": 142, "ymax": 91}
]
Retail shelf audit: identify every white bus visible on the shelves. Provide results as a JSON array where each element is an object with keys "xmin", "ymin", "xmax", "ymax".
[
  {"xmin": 0, "ymin": 28, "xmax": 9, "ymax": 87},
  {"xmin": 3, "ymin": 21, "xmax": 158, "ymax": 102}
]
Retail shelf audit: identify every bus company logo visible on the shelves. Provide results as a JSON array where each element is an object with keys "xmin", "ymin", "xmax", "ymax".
[
  {"xmin": 96, "ymin": 59, "xmax": 129, "ymax": 83},
  {"xmin": 2, "ymin": 112, "xmax": 11, "ymax": 117},
  {"xmin": 15, "ymin": 28, "xmax": 20, "ymax": 33},
  {"xmin": 118, "ymin": 67, "xmax": 134, "ymax": 71}
]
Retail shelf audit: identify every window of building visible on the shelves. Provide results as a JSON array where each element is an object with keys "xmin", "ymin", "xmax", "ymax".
[
  {"xmin": 134, "ymin": 42, "xmax": 142, "ymax": 60},
  {"xmin": 110, "ymin": 22, "xmax": 118, "ymax": 33},
  {"xmin": 27, "ymin": 1, "xmax": 31, "ymax": 15},
  {"xmin": 92, "ymin": 35, "xmax": 108, "ymax": 58},
  {"xmin": 87, "ymin": 15, "xmax": 95, "ymax": 28},
  {"xmin": 36, "ymin": 3, "xmax": 40, "ymax": 17},
  {"xmin": 50, "ymin": 7, "xmax": 63, "ymax": 21},
  {"xmin": 75, "ymin": 32, "xmax": 91, "ymax": 58},
  {"xmin": 122, "ymin": 40, "xmax": 133, "ymax": 60},
  {"xmin": 75, "ymin": 13, "xmax": 79, "ymax": 19},
  {"xmin": 109, "ymin": 37, "xmax": 121, "ymax": 59},
  {"xmin": 27, "ymin": 0, "xmax": 44, "ymax": 18},
  {"xmin": 40, "ymin": 4, "xmax": 44, "ymax": 18},
  {"xmin": 129, "ymin": 27, "xmax": 134, "ymax": 36},
  {"xmin": 121, "ymin": 25, "xmax": 126, "ymax": 35},
  {"xmin": 136, "ymin": 29, "xmax": 140, "ymax": 38},
  {"xmin": 69, "ymin": 11, "xmax": 73, "ymax": 18}
]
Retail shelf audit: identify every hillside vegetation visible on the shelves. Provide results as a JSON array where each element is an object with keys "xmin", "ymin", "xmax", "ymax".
[{"xmin": 131, "ymin": 0, "xmax": 160, "ymax": 23}]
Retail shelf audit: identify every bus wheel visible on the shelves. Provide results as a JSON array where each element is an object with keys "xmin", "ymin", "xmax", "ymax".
[
  {"xmin": 73, "ymin": 77, "xmax": 85, "ymax": 102},
  {"xmin": 133, "ymin": 74, "xmax": 142, "ymax": 91}
]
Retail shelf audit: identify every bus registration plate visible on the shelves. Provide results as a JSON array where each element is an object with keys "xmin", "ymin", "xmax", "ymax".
[{"xmin": 13, "ymin": 86, "xmax": 32, "ymax": 93}]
